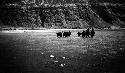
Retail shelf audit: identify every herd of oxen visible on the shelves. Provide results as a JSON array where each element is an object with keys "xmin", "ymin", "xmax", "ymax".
[{"xmin": 56, "ymin": 28, "xmax": 95, "ymax": 38}]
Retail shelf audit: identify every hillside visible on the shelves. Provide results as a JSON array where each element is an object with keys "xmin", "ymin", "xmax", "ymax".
[{"xmin": 0, "ymin": 0, "xmax": 125, "ymax": 29}]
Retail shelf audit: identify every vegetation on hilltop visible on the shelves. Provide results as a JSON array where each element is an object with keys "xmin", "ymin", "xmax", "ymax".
[{"xmin": 0, "ymin": 1, "xmax": 125, "ymax": 29}]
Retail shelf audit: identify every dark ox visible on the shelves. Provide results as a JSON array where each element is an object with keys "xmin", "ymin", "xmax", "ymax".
[
  {"xmin": 82, "ymin": 30, "xmax": 86, "ymax": 38},
  {"xmin": 77, "ymin": 32, "xmax": 82, "ymax": 37},
  {"xmin": 77, "ymin": 28, "xmax": 95, "ymax": 38},
  {"xmin": 56, "ymin": 32, "xmax": 62, "ymax": 37},
  {"xmin": 85, "ymin": 28, "xmax": 90, "ymax": 38},
  {"xmin": 90, "ymin": 28, "xmax": 95, "ymax": 38},
  {"xmin": 63, "ymin": 31, "xmax": 71, "ymax": 37},
  {"xmin": 77, "ymin": 30, "xmax": 86, "ymax": 38}
]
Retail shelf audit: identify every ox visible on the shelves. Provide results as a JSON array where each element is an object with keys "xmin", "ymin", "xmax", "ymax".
[
  {"xmin": 63, "ymin": 31, "xmax": 71, "ymax": 37},
  {"xmin": 56, "ymin": 32, "xmax": 63, "ymax": 37}
]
